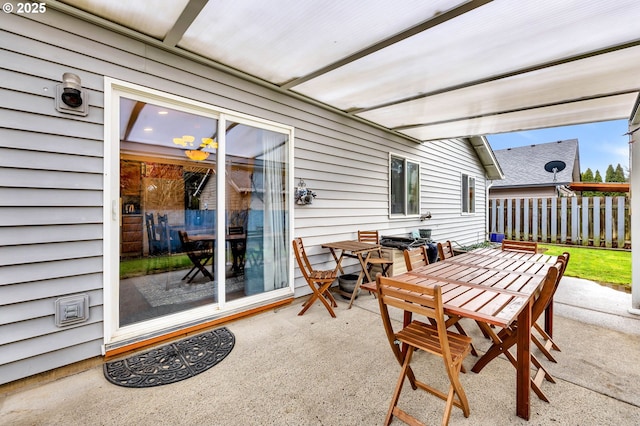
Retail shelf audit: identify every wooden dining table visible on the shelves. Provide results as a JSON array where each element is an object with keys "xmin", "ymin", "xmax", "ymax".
[
  {"xmin": 186, "ymin": 232, "xmax": 247, "ymax": 275},
  {"xmin": 379, "ymin": 247, "xmax": 558, "ymax": 420},
  {"xmin": 321, "ymin": 240, "xmax": 383, "ymax": 309}
]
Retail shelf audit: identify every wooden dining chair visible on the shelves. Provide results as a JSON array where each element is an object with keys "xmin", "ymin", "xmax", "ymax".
[
  {"xmin": 178, "ymin": 230, "xmax": 214, "ymax": 283},
  {"xmin": 437, "ymin": 240, "xmax": 454, "ymax": 261},
  {"xmin": 404, "ymin": 248, "xmax": 478, "ymax": 357},
  {"xmin": 403, "ymin": 246, "xmax": 429, "ymax": 270},
  {"xmin": 358, "ymin": 230, "xmax": 393, "ymax": 277},
  {"xmin": 501, "ymin": 239, "xmax": 538, "ymax": 253},
  {"xmin": 228, "ymin": 226, "xmax": 246, "ymax": 273},
  {"xmin": 471, "ymin": 260, "xmax": 564, "ymax": 402},
  {"xmin": 376, "ymin": 275, "xmax": 472, "ymax": 426},
  {"xmin": 292, "ymin": 238, "xmax": 338, "ymax": 318},
  {"xmin": 532, "ymin": 252, "xmax": 570, "ymax": 362},
  {"xmin": 145, "ymin": 213, "xmax": 164, "ymax": 255}
]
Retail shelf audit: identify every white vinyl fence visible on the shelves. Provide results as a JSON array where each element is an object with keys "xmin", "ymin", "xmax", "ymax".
[{"xmin": 489, "ymin": 196, "xmax": 630, "ymax": 249}]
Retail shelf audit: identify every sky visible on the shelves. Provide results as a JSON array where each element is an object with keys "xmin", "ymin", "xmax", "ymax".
[{"xmin": 486, "ymin": 119, "xmax": 631, "ymax": 178}]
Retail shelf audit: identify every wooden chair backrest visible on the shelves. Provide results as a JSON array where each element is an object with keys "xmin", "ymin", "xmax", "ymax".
[
  {"xmin": 177, "ymin": 230, "xmax": 189, "ymax": 245},
  {"xmin": 228, "ymin": 226, "xmax": 244, "ymax": 235},
  {"xmin": 403, "ymin": 246, "xmax": 429, "ymax": 271},
  {"xmin": 531, "ymin": 261, "xmax": 563, "ymax": 322},
  {"xmin": 145, "ymin": 213, "xmax": 158, "ymax": 242},
  {"xmin": 437, "ymin": 240, "xmax": 454, "ymax": 260},
  {"xmin": 501, "ymin": 239, "xmax": 538, "ymax": 253},
  {"xmin": 292, "ymin": 238, "xmax": 313, "ymax": 280},
  {"xmin": 376, "ymin": 275, "xmax": 452, "ymax": 359},
  {"xmin": 558, "ymin": 252, "xmax": 570, "ymax": 278},
  {"xmin": 358, "ymin": 230, "xmax": 381, "ymax": 244}
]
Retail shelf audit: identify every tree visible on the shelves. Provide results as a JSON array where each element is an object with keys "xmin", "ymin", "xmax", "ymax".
[
  {"xmin": 592, "ymin": 170, "xmax": 604, "ymax": 196},
  {"xmin": 594, "ymin": 170, "xmax": 603, "ymax": 183},
  {"xmin": 581, "ymin": 168, "xmax": 595, "ymax": 196},
  {"xmin": 614, "ymin": 163, "xmax": 626, "ymax": 182},
  {"xmin": 581, "ymin": 168, "xmax": 594, "ymax": 182},
  {"xmin": 605, "ymin": 164, "xmax": 616, "ymax": 183}
]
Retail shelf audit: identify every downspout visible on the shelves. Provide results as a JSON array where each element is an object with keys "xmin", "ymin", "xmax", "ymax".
[{"xmin": 486, "ymin": 180, "xmax": 494, "ymax": 240}]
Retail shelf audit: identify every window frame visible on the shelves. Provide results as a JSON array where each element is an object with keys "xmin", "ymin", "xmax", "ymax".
[
  {"xmin": 461, "ymin": 173, "xmax": 476, "ymax": 215},
  {"xmin": 103, "ymin": 77, "xmax": 295, "ymax": 347},
  {"xmin": 389, "ymin": 153, "xmax": 421, "ymax": 218}
]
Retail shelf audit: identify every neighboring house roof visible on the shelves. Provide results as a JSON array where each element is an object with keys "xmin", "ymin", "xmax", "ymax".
[{"xmin": 490, "ymin": 139, "xmax": 580, "ymax": 189}]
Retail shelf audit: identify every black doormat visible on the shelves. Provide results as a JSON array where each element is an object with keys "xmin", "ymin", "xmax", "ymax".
[{"xmin": 103, "ymin": 327, "xmax": 235, "ymax": 388}]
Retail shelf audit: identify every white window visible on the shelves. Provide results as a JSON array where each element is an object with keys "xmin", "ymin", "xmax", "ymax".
[
  {"xmin": 462, "ymin": 174, "xmax": 476, "ymax": 214},
  {"xmin": 390, "ymin": 154, "xmax": 420, "ymax": 216}
]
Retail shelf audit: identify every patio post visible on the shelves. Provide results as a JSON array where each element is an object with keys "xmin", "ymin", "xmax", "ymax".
[{"xmin": 629, "ymin": 108, "xmax": 640, "ymax": 314}]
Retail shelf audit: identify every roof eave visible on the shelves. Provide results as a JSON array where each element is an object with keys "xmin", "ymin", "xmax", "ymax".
[{"xmin": 469, "ymin": 136, "xmax": 505, "ymax": 180}]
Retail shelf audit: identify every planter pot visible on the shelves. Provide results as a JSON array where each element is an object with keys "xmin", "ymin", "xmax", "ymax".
[
  {"xmin": 419, "ymin": 229, "xmax": 432, "ymax": 239},
  {"xmin": 338, "ymin": 274, "xmax": 359, "ymax": 300}
]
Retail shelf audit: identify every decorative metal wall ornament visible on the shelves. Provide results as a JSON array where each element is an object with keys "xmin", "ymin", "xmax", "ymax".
[{"xmin": 295, "ymin": 179, "xmax": 316, "ymax": 205}]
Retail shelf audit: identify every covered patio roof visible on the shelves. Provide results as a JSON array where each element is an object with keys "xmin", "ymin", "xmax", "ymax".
[{"xmin": 49, "ymin": 0, "xmax": 640, "ymax": 143}]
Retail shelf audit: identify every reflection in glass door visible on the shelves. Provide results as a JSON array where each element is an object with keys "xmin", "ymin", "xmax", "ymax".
[
  {"xmin": 224, "ymin": 123, "xmax": 289, "ymax": 298},
  {"xmin": 118, "ymin": 98, "xmax": 219, "ymax": 326},
  {"xmin": 115, "ymin": 93, "xmax": 291, "ymax": 332}
]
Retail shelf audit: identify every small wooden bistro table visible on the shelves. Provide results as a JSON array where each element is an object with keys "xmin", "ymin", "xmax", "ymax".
[{"xmin": 321, "ymin": 240, "xmax": 383, "ymax": 309}]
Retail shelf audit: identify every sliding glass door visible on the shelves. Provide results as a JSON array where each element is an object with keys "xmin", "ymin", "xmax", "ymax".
[{"xmin": 106, "ymin": 79, "xmax": 292, "ymax": 345}]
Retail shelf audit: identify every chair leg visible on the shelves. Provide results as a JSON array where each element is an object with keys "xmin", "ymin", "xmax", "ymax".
[
  {"xmin": 385, "ymin": 346, "xmax": 414, "ymax": 426},
  {"xmin": 532, "ymin": 322, "xmax": 561, "ymax": 362},
  {"xmin": 472, "ymin": 325, "xmax": 555, "ymax": 403},
  {"xmin": 451, "ymin": 320, "xmax": 478, "ymax": 357},
  {"xmin": 298, "ymin": 281, "xmax": 336, "ymax": 318}
]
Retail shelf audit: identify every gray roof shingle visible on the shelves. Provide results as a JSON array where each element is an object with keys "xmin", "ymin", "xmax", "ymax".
[{"xmin": 491, "ymin": 139, "xmax": 579, "ymax": 188}]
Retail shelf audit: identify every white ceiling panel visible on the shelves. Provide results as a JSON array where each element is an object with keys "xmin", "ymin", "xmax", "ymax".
[
  {"xmin": 59, "ymin": 0, "xmax": 190, "ymax": 39},
  {"xmin": 49, "ymin": 0, "xmax": 640, "ymax": 142},
  {"xmin": 401, "ymin": 94, "xmax": 637, "ymax": 141},
  {"xmin": 293, "ymin": 0, "xmax": 640, "ymax": 110},
  {"xmin": 179, "ymin": 0, "xmax": 466, "ymax": 85},
  {"xmin": 358, "ymin": 46, "xmax": 640, "ymax": 129}
]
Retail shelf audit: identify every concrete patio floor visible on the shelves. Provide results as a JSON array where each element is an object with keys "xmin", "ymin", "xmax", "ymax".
[{"xmin": 1, "ymin": 277, "xmax": 639, "ymax": 425}]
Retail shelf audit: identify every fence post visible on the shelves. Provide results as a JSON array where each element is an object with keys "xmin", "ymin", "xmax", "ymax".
[
  {"xmin": 491, "ymin": 199, "xmax": 497, "ymax": 233},
  {"xmin": 581, "ymin": 197, "xmax": 589, "ymax": 246},
  {"xmin": 532, "ymin": 198, "xmax": 538, "ymax": 242},
  {"xmin": 605, "ymin": 197, "xmax": 613, "ymax": 248},
  {"xmin": 571, "ymin": 197, "xmax": 579, "ymax": 245},
  {"xmin": 515, "ymin": 198, "xmax": 521, "ymax": 240},
  {"xmin": 560, "ymin": 198, "xmax": 567, "ymax": 244},
  {"xmin": 507, "ymin": 199, "xmax": 512, "ymax": 239},
  {"xmin": 523, "ymin": 198, "xmax": 529, "ymax": 241},
  {"xmin": 541, "ymin": 198, "xmax": 548, "ymax": 242},
  {"xmin": 593, "ymin": 197, "xmax": 601, "ymax": 247},
  {"xmin": 551, "ymin": 198, "xmax": 557, "ymax": 243},
  {"xmin": 617, "ymin": 197, "xmax": 625, "ymax": 248}
]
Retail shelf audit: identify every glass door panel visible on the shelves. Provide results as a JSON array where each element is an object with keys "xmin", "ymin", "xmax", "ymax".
[
  {"xmin": 224, "ymin": 122, "xmax": 289, "ymax": 299},
  {"xmin": 118, "ymin": 97, "xmax": 218, "ymax": 327}
]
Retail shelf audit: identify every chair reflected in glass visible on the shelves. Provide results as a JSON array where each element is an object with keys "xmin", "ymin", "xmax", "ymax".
[
  {"xmin": 146, "ymin": 212, "xmax": 178, "ymax": 255},
  {"xmin": 145, "ymin": 213, "xmax": 164, "ymax": 255},
  {"xmin": 178, "ymin": 230, "xmax": 214, "ymax": 283},
  {"xmin": 228, "ymin": 226, "xmax": 246, "ymax": 274}
]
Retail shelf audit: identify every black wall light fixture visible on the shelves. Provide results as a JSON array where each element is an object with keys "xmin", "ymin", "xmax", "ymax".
[{"xmin": 55, "ymin": 72, "xmax": 89, "ymax": 116}]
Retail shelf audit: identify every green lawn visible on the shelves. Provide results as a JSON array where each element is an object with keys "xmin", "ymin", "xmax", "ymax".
[
  {"xmin": 120, "ymin": 254, "xmax": 193, "ymax": 279},
  {"xmin": 539, "ymin": 244, "xmax": 631, "ymax": 288}
]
